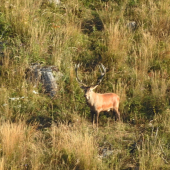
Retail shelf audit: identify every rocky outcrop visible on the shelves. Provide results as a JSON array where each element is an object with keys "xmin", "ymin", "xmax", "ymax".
[{"xmin": 26, "ymin": 63, "xmax": 63, "ymax": 97}]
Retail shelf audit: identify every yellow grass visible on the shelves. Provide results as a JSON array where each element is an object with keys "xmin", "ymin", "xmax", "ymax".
[{"xmin": 0, "ymin": 0, "xmax": 170, "ymax": 169}]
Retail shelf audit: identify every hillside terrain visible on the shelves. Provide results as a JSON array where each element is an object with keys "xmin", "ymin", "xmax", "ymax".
[{"xmin": 0, "ymin": 0, "xmax": 170, "ymax": 169}]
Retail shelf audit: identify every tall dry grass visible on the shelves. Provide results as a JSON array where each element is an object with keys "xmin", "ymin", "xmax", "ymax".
[
  {"xmin": 0, "ymin": 121, "xmax": 103, "ymax": 170},
  {"xmin": 0, "ymin": 0, "xmax": 170, "ymax": 169},
  {"xmin": 0, "ymin": 121, "xmax": 34, "ymax": 169}
]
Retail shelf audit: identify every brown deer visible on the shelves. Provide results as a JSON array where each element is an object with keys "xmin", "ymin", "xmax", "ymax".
[{"xmin": 75, "ymin": 64, "xmax": 120, "ymax": 129}]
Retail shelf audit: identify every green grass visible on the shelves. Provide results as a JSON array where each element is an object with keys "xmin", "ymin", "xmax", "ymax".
[{"xmin": 0, "ymin": 0, "xmax": 170, "ymax": 169}]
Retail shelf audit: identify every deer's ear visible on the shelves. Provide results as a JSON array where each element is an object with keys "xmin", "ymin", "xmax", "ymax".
[{"xmin": 90, "ymin": 85, "xmax": 98, "ymax": 91}]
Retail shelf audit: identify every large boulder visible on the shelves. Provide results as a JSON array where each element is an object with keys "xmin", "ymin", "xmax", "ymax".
[{"xmin": 26, "ymin": 63, "xmax": 63, "ymax": 97}]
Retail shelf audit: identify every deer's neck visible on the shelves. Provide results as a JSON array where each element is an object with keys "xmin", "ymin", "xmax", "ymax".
[{"xmin": 87, "ymin": 91, "xmax": 96, "ymax": 106}]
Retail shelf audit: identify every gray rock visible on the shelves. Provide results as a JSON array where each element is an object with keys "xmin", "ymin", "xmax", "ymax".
[
  {"xmin": 26, "ymin": 63, "xmax": 63, "ymax": 97},
  {"xmin": 127, "ymin": 21, "xmax": 137, "ymax": 31},
  {"xmin": 40, "ymin": 67, "xmax": 58, "ymax": 97}
]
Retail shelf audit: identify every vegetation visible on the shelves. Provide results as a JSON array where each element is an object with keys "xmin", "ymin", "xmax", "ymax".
[{"xmin": 0, "ymin": 0, "xmax": 170, "ymax": 169}]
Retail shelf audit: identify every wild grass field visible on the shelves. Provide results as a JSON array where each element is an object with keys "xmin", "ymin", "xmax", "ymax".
[{"xmin": 0, "ymin": 0, "xmax": 170, "ymax": 169}]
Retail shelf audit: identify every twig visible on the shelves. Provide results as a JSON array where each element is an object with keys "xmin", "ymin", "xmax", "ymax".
[
  {"xmin": 160, "ymin": 144, "xmax": 169, "ymax": 164},
  {"xmin": 154, "ymin": 126, "xmax": 159, "ymax": 142},
  {"xmin": 161, "ymin": 156, "xmax": 168, "ymax": 164}
]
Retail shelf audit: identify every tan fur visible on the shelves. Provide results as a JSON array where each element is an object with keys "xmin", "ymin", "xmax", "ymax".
[
  {"xmin": 85, "ymin": 88, "xmax": 120, "ymax": 129},
  {"xmin": 75, "ymin": 64, "xmax": 120, "ymax": 129}
]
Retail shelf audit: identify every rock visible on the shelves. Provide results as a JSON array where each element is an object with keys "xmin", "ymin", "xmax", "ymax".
[
  {"xmin": 127, "ymin": 21, "xmax": 137, "ymax": 31},
  {"xmin": 26, "ymin": 63, "xmax": 63, "ymax": 97},
  {"xmin": 40, "ymin": 67, "xmax": 58, "ymax": 97},
  {"xmin": 98, "ymin": 142, "xmax": 114, "ymax": 159}
]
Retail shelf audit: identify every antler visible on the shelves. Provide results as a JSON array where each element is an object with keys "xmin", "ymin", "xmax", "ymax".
[
  {"xmin": 90, "ymin": 64, "xmax": 106, "ymax": 90},
  {"xmin": 75, "ymin": 64, "xmax": 88, "ymax": 87}
]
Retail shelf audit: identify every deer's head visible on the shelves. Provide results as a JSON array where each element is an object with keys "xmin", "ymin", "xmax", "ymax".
[{"xmin": 75, "ymin": 64, "xmax": 106, "ymax": 101}]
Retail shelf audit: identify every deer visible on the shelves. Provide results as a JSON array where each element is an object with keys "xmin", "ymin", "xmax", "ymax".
[{"xmin": 75, "ymin": 64, "xmax": 120, "ymax": 129}]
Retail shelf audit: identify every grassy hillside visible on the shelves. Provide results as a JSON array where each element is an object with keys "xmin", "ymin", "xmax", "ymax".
[{"xmin": 0, "ymin": 0, "xmax": 170, "ymax": 169}]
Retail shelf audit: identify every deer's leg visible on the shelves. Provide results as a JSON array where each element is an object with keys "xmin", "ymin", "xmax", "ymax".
[
  {"xmin": 91, "ymin": 110, "xmax": 95, "ymax": 128},
  {"xmin": 111, "ymin": 109, "xmax": 115, "ymax": 119},
  {"xmin": 96, "ymin": 111, "xmax": 99, "ymax": 130},
  {"xmin": 115, "ymin": 108, "xmax": 120, "ymax": 121}
]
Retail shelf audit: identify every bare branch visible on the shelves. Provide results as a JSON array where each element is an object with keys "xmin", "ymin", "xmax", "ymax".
[{"xmin": 160, "ymin": 144, "xmax": 168, "ymax": 164}]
